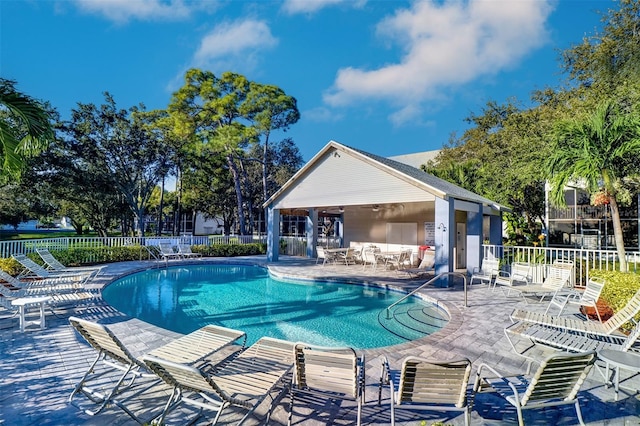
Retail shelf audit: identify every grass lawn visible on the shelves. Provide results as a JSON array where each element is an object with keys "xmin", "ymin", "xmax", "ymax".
[{"xmin": 0, "ymin": 230, "xmax": 91, "ymax": 240}]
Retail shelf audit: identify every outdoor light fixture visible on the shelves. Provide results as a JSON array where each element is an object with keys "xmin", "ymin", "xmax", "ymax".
[
  {"xmin": 338, "ymin": 206, "xmax": 344, "ymax": 213},
  {"xmin": 372, "ymin": 205, "xmax": 380, "ymax": 212}
]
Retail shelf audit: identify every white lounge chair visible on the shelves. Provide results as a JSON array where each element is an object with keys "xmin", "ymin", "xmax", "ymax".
[
  {"xmin": 177, "ymin": 243, "xmax": 202, "ymax": 259},
  {"xmin": 333, "ymin": 247, "xmax": 358, "ymax": 265},
  {"xmin": 510, "ymin": 287, "xmax": 640, "ymax": 338},
  {"xmin": 379, "ymin": 356, "xmax": 472, "ymax": 426},
  {"xmin": 492, "ymin": 262, "xmax": 531, "ymax": 295},
  {"xmin": 0, "ymin": 276, "xmax": 94, "ymax": 310},
  {"xmin": 289, "ymin": 343, "xmax": 365, "ymax": 426},
  {"xmin": 548, "ymin": 276, "xmax": 606, "ymax": 321},
  {"xmin": 470, "ymin": 257, "xmax": 500, "ymax": 286},
  {"xmin": 505, "ymin": 318, "xmax": 640, "ymax": 357},
  {"xmin": 35, "ymin": 247, "xmax": 102, "ymax": 273},
  {"xmin": 387, "ymin": 249, "xmax": 413, "ymax": 272},
  {"xmin": 316, "ymin": 246, "xmax": 336, "ymax": 266},
  {"xmin": 142, "ymin": 336, "xmax": 295, "ymax": 425},
  {"xmin": 157, "ymin": 242, "xmax": 181, "ymax": 261},
  {"xmin": 11, "ymin": 253, "xmax": 95, "ymax": 284},
  {"xmin": 0, "ymin": 269, "xmax": 79, "ymax": 293},
  {"xmin": 516, "ymin": 263, "xmax": 573, "ymax": 304},
  {"xmin": 68, "ymin": 317, "xmax": 246, "ymax": 422},
  {"xmin": 474, "ymin": 351, "xmax": 597, "ymax": 426},
  {"xmin": 360, "ymin": 247, "xmax": 377, "ymax": 269},
  {"xmin": 399, "ymin": 250, "xmax": 435, "ymax": 278}
]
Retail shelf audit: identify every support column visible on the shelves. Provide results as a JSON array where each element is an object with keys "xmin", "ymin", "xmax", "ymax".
[
  {"xmin": 467, "ymin": 205, "xmax": 483, "ymax": 276},
  {"xmin": 266, "ymin": 207, "xmax": 280, "ymax": 262},
  {"xmin": 489, "ymin": 214, "xmax": 502, "ymax": 246},
  {"xmin": 306, "ymin": 209, "xmax": 318, "ymax": 259},
  {"xmin": 434, "ymin": 197, "xmax": 455, "ymax": 282}
]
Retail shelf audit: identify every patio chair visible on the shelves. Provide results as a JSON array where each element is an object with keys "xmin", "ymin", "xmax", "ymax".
[
  {"xmin": 68, "ymin": 316, "xmax": 246, "ymax": 421},
  {"xmin": 387, "ymin": 249, "xmax": 413, "ymax": 272},
  {"xmin": 510, "ymin": 287, "xmax": 640, "ymax": 338},
  {"xmin": 492, "ymin": 262, "xmax": 531, "ymax": 295},
  {"xmin": 361, "ymin": 246, "xmax": 382, "ymax": 270},
  {"xmin": 177, "ymin": 243, "xmax": 202, "ymax": 259},
  {"xmin": 0, "ymin": 269, "xmax": 79, "ymax": 292},
  {"xmin": 337, "ymin": 247, "xmax": 358, "ymax": 265},
  {"xmin": 470, "ymin": 257, "xmax": 499, "ymax": 286},
  {"xmin": 516, "ymin": 263, "xmax": 573, "ymax": 304},
  {"xmin": 11, "ymin": 253, "xmax": 96, "ymax": 284},
  {"xmin": 35, "ymin": 247, "xmax": 102, "ymax": 273},
  {"xmin": 157, "ymin": 242, "xmax": 181, "ymax": 261},
  {"xmin": 399, "ymin": 250, "xmax": 435, "ymax": 279},
  {"xmin": 379, "ymin": 356, "xmax": 472, "ymax": 426},
  {"xmin": 546, "ymin": 277, "xmax": 606, "ymax": 320},
  {"xmin": 316, "ymin": 246, "xmax": 334, "ymax": 266},
  {"xmin": 505, "ymin": 317, "xmax": 640, "ymax": 357},
  {"xmin": 473, "ymin": 350, "xmax": 597, "ymax": 426},
  {"xmin": 141, "ymin": 336, "xmax": 295, "ymax": 425},
  {"xmin": 0, "ymin": 275, "xmax": 95, "ymax": 310},
  {"xmin": 289, "ymin": 342, "xmax": 365, "ymax": 426}
]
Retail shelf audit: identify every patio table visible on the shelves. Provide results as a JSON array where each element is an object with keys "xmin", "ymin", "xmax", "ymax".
[
  {"xmin": 12, "ymin": 296, "xmax": 52, "ymax": 333},
  {"xmin": 598, "ymin": 349, "xmax": 640, "ymax": 400}
]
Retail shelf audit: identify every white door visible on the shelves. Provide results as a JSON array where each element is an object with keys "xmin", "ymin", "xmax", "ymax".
[{"xmin": 456, "ymin": 223, "xmax": 466, "ymax": 269}]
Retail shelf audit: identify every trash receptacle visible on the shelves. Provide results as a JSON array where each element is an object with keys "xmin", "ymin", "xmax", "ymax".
[{"xmin": 418, "ymin": 245, "xmax": 431, "ymax": 260}]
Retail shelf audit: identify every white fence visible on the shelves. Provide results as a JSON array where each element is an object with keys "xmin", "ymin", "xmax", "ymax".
[
  {"xmin": 482, "ymin": 244, "xmax": 640, "ymax": 287},
  {"xmin": 0, "ymin": 235, "xmax": 269, "ymax": 259}
]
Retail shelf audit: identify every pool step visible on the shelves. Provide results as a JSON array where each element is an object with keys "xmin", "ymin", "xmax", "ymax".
[{"xmin": 378, "ymin": 303, "xmax": 449, "ymax": 341}]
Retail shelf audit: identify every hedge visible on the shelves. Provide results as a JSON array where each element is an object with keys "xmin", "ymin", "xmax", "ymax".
[{"xmin": 589, "ymin": 269, "xmax": 640, "ymax": 331}]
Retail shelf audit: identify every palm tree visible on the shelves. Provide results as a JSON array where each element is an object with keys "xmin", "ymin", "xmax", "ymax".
[
  {"xmin": 0, "ymin": 78, "xmax": 53, "ymax": 182},
  {"xmin": 546, "ymin": 101, "xmax": 640, "ymax": 271}
]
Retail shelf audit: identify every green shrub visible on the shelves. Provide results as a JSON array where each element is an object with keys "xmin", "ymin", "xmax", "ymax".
[
  {"xmin": 1, "ymin": 243, "xmax": 267, "ymax": 275},
  {"xmin": 589, "ymin": 269, "xmax": 640, "ymax": 331},
  {"xmin": 0, "ymin": 258, "xmax": 23, "ymax": 275},
  {"xmin": 196, "ymin": 243, "xmax": 266, "ymax": 257}
]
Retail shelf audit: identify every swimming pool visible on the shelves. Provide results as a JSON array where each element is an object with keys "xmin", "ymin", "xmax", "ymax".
[{"xmin": 102, "ymin": 264, "xmax": 448, "ymax": 349}]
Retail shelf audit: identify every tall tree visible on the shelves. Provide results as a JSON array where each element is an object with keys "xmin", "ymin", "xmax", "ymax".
[
  {"xmin": 243, "ymin": 83, "xmax": 300, "ymax": 202},
  {"xmin": 546, "ymin": 101, "xmax": 640, "ymax": 271},
  {"xmin": 168, "ymin": 69, "xmax": 300, "ymax": 235},
  {"xmin": 0, "ymin": 79, "xmax": 54, "ymax": 182},
  {"xmin": 57, "ymin": 93, "xmax": 172, "ymax": 236}
]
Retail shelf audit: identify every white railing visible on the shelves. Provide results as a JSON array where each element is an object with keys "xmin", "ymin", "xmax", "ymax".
[
  {"xmin": 0, "ymin": 235, "xmax": 266, "ymax": 259},
  {"xmin": 482, "ymin": 244, "xmax": 640, "ymax": 287}
]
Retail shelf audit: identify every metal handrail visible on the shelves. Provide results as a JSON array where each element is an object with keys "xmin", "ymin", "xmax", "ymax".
[{"xmin": 386, "ymin": 272, "xmax": 468, "ymax": 319}]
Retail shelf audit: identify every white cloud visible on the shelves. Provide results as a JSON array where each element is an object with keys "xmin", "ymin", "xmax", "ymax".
[
  {"xmin": 323, "ymin": 0, "xmax": 554, "ymax": 121},
  {"xmin": 72, "ymin": 0, "xmax": 199, "ymax": 23},
  {"xmin": 194, "ymin": 19, "xmax": 278, "ymax": 63},
  {"xmin": 282, "ymin": 0, "xmax": 366, "ymax": 15},
  {"xmin": 304, "ymin": 106, "xmax": 343, "ymax": 122}
]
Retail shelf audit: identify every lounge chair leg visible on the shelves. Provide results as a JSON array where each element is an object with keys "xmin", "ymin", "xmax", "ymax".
[
  {"xmin": 287, "ymin": 389, "xmax": 295, "ymax": 426},
  {"xmin": 575, "ymin": 400, "xmax": 586, "ymax": 426}
]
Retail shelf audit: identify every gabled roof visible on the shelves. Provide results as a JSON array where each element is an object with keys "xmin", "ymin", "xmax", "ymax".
[
  {"xmin": 264, "ymin": 140, "xmax": 508, "ymax": 211},
  {"xmin": 387, "ymin": 150, "xmax": 440, "ymax": 168}
]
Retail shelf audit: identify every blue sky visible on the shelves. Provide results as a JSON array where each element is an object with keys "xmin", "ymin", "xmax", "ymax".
[{"xmin": 2, "ymin": 0, "xmax": 608, "ymax": 162}]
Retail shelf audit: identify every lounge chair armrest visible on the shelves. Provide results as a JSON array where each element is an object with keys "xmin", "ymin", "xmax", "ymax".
[
  {"xmin": 473, "ymin": 363, "xmax": 524, "ymax": 401},
  {"xmin": 378, "ymin": 356, "xmax": 393, "ymax": 405}
]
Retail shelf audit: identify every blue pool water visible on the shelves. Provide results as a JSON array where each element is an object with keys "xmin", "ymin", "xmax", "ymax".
[{"xmin": 102, "ymin": 264, "xmax": 448, "ymax": 349}]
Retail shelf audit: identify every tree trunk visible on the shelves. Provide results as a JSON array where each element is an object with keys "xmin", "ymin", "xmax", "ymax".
[
  {"xmin": 157, "ymin": 176, "xmax": 165, "ymax": 236},
  {"xmin": 227, "ymin": 155, "xmax": 247, "ymax": 235},
  {"xmin": 608, "ymin": 196, "xmax": 628, "ymax": 272},
  {"xmin": 262, "ymin": 132, "xmax": 270, "ymax": 202}
]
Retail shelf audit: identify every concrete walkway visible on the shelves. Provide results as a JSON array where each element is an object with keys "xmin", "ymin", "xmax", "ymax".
[{"xmin": 0, "ymin": 256, "xmax": 638, "ymax": 425}]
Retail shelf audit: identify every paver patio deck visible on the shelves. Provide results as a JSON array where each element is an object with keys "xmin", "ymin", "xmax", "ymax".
[{"xmin": 0, "ymin": 256, "xmax": 638, "ymax": 425}]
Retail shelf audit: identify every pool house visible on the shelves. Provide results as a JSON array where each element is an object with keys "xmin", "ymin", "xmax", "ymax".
[{"xmin": 263, "ymin": 141, "xmax": 508, "ymax": 276}]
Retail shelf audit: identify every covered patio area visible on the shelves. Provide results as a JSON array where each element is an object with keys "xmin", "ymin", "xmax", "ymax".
[{"xmin": 263, "ymin": 141, "xmax": 508, "ymax": 279}]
